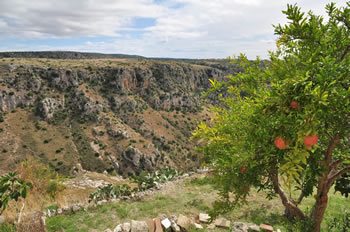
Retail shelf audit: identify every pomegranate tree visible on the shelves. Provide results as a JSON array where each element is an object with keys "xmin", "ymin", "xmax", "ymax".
[{"xmin": 194, "ymin": 3, "xmax": 350, "ymax": 232}]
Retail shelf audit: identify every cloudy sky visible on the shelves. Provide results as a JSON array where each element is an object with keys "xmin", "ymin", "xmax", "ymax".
[{"xmin": 0, "ymin": 0, "xmax": 347, "ymax": 58}]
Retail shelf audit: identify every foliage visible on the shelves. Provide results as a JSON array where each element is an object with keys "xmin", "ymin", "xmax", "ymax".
[
  {"xmin": 0, "ymin": 172, "xmax": 32, "ymax": 215},
  {"xmin": 89, "ymin": 168, "xmax": 180, "ymax": 203},
  {"xmin": 334, "ymin": 174, "xmax": 350, "ymax": 197},
  {"xmin": 194, "ymin": 2, "xmax": 350, "ymax": 231},
  {"xmin": 327, "ymin": 210, "xmax": 350, "ymax": 232},
  {"xmin": 131, "ymin": 167, "xmax": 179, "ymax": 191},
  {"xmin": 16, "ymin": 157, "xmax": 65, "ymax": 199},
  {"xmin": 89, "ymin": 184, "xmax": 132, "ymax": 203}
]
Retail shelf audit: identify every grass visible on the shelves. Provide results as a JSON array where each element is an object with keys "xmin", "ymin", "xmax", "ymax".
[{"xmin": 46, "ymin": 176, "xmax": 350, "ymax": 232}]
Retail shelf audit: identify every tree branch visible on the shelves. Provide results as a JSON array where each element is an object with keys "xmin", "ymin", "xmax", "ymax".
[
  {"xmin": 325, "ymin": 134, "xmax": 340, "ymax": 165},
  {"xmin": 328, "ymin": 165, "xmax": 350, "ymax": 184}
]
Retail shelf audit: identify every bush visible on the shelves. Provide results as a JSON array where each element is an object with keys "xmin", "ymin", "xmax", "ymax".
[
  {"xmin": 132, "ymin": 167, "xmax": 179, "ymax": 191},
  {"xmin": 89, "ymin": 184, "xmax": 132, "ymax": 203},
  {"xmin": 327, "ymin": 211, "xmax": 350, "ymax": 232}
]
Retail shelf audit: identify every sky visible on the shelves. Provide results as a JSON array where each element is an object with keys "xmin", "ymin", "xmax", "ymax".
[{"xmin": 0, "ymin": 0, "xmax": 348, "ymax": 59}]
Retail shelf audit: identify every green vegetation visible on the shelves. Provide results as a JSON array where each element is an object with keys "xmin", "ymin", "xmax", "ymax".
[
  {"xmin": 46, "ymin": 176, "xmax": 349, "ymax": 232},
  {"xmin": 89, "ymin": 184, "xmax": 132, "ymax": 203},
  {"xmin": 0, "ymin": 172, "xmax": 32, "ymax": 215},
  {"xmin": 131, "ymin": 167, "xmax": 179, "ymax": 190},
  {"xmin": 194, "ymin": 3, "xmax": 350, "ymax": 232}
]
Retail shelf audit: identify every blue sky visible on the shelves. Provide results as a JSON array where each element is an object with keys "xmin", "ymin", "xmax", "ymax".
[{"xmin": 0, "ymin": 0, "xmax": 347, "ymax": 58}]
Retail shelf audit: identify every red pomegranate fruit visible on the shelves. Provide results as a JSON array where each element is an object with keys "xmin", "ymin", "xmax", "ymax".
[
  {"xmin": 290, "ymin": 100, "xmax": 299, "ymax": 109},
  {"xmin": 274, "ymin": 137, "xmax": 287, "ymax": 150},
  {"xmin": 304, "ymin": 135, "xmax": 318, "ymax": 148}
]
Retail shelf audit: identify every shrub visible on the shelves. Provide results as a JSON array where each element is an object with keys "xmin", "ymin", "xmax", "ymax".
[
  {"xmin": 327, "ymin": 211, "xmax": 350, "ymax": 232},
  {"xmin": 132, "ymin": 167, "xmax": 179, "ymax": 191},
  {"xmin": 89, "ymin": 184, "xmax": 132, "ymax": 203}
]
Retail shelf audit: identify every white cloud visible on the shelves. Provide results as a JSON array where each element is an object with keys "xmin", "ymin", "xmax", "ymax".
[
  {"xmin": 0, "ymin": 0, "xmax": 348, "ymax": 58},
  {"xmin": 0, "ymin": 0, "xmax": 165, "ymax": 37}
]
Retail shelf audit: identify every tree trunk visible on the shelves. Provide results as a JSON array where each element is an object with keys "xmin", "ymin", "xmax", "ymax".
[
  {"xmin": 309, "ymin": 135, "xmax": 341, "ymax": 232},
  {"xmin": 311, "ymin": 178, "xmax": 332, "ymax": 232},
  {"xmin": 270, "ymin": 168, "xmax": 306, "ymax": 220}
]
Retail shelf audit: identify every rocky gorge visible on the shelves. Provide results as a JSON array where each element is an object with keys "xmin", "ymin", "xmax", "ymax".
[{"xmin": 0, "ymin": 55, "xmax": 232, "ymax": 177}]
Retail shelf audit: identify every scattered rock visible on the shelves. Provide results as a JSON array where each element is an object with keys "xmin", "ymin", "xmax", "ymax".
[
  {"xmin": 194, "ymin": 223, "xmax": 203, "ymax": 229},
  {"xmin": 121, "ymin": 222, "xmax": 131, "ymax": 232},
  {"xmin": 207, "ymin": 223, "xmax": 216, "ymax": 230},
  {"xmin": 248, "ymin": 224, "xmax": 260, "ymax": 231},
  {"xmin": 214, "ymin": 218, "xmax": 231, "ymax": 229},
  {"xmin": 259, "ymin": 224, "xmax": 273, "ymax": 232},
  {"xmin": 177, "ymin": 214, "xmax": 192, "ymax": 230},
  {"xmin": 71, "ymin": 204, "xmax": 81, "ymax": 212},
  {"xmin": 171, "ymin": 221, "xmax": 181, "ymax": 232},
  {"xmin": 232, "ymin": 222, "xmax": 249, "ymax": 232},
  {"xmin": 146, "ymin": 219, "xmax": 155, "ymax": 232},
  {"xmin": 199, "ymin": 213, "xmax": 211, "ymax": 223},
  {"xmin": 130, "ymin": 220, "xmax": 148, "ymax": 232},
  {"xmin": 114, "ymin": 224, "xmax": 122, "ymax": 232},
  {"xmin": 154, "ymin": 218, "xmax": 163, "ymax": 232},
  {"xmin": 161, "ymin": 218, "xmax": 171, "ymax": 230}
]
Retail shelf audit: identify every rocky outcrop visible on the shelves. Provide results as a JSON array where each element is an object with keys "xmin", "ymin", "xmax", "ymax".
[
  {"xmin": 37, "ymin": 97, "xmax": 64, "ymax": 120},
  {"xmin": 122, "ymin": 146, "xmax": 157, "ymax": 174}
]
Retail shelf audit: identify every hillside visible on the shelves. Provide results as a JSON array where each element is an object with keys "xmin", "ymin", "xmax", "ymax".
[{"xmin": 0, "ymin": 56, "xmax": 230, "ymax": 177}]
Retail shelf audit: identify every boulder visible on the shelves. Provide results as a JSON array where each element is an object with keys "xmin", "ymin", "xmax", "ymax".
[
  {"xmin": 194, "ymin": 223, "xmax": 203, "ymax": 229},
  {"xmin": 121, "ymin": 222, "xmax": 131, "ymax": 232},
  {"xmin": 248, "ymin": 224, "xmax": 260, "ymax": 231},
  {"xmin": 199, "ymin": 213, "xmax": 211, "ymax": 223},
  {"xmin": 161, "ymin": 218, "xmax": 171, "ymax": 230},
  {"xmin": 146, "ymin": 219, "xmax": 155, "ymax": 232},
  {"xmin": 259, "ymin": 224, "xmax": 273, "ymax": 232},
  {"xmin": 114, "ymin": 224, "xmax": 122, "ymax": 232},
  {"xmin": 130, "ymin": 220, "xmax": 148, "ymax": 232},
  {"xmin": 0, "ymin": 215, "xmax": 5, "ymax": 224},
  {"xmin": 176, "ymin": 214, "xmax": 191, "ymax": 230},
  {"xmin": 154, "ymin": 218, "xmax": 163, "ymax": 232},
  {"xmin": 232, "ymin": 222, "xmax": 249, "ymax": 232},
  {"xmin": 214, "ymin": 218, "xmax": 231, "ymax": 229}
]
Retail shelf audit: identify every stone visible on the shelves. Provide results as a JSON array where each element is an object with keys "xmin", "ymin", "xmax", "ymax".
[
  {"xmin": 214, "ymin": 218, "xmax": 231, "ymax": 228},
  {"xmin": 207, "ymin": 223, "xmax": 216, "ymax": 230},
  {"xmin": 171, "ymin": 222, "xmax": 181, "ymax": 232},
  {"xmin": 276, "ymin": 229, "xmax": 281, "ymax": 232},
  {"xmin": 161, "ymin": 218, "xmax": 171, "ymax": 229},
  {"xmin": 71, "ymin": 204, "xmax": 81, "ymax": 212},
  {"xmin": 259, "ymin": 224, "xmax": 273, "ymax": 232},
  {"xmin": 199, "ymin": 213, "xmax": 211, "ymax": 223},
  {"xmin": 130, "ymin": 220, "xmax": 148, "ymax": 232},
  {"xmin": 232, "ymin": 222, "xmax": 249, "ymax": 232},
  {"xmin": 177, "ymin": 214, "xmax": 191, "ymax": 230},
  {"xmin": 146, "ymin": 219, "xmax": 155, "ymax": 232},
  {"xmin": 121, "ymin": 222, "xmax": 131, "ymax": 232},
  {"xmin": 154, "ymin": 218, "xmax": 163, "ymax": 232},
  {"xmin": 57, "ymin": 208, "xmax": 63, "ymax": 214},
  {"xmin": 194, "ymin": 223, "xmax": 203, "ymax": 229},
  {"xmin": 248, "ymin": 224, "xmax": 260, "ymax": 231},
  {"xmin": 114, "ymin": 224, "xmax": 122, "ymax": 232},
  {"xmin": 0, "ymin": 216, "xmax": 5, "ymax": 224}
]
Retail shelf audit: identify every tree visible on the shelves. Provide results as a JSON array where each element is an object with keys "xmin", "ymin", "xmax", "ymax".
[
  {"xmin": 194, "ymin": 3, "xmax": 350, "ymax": 232},
  {"xmin": 0, "ymin": 172, "xmax": 32, "ymax": 215}
]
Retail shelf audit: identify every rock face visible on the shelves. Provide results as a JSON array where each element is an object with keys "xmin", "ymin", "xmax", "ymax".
[
  {"xmin": 38, "ymin": 97, "xmax": 64, "ymax": 120},
  {"xmin": 0, "ymin": 57, "xmax": 233, "ymax": 175}
]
